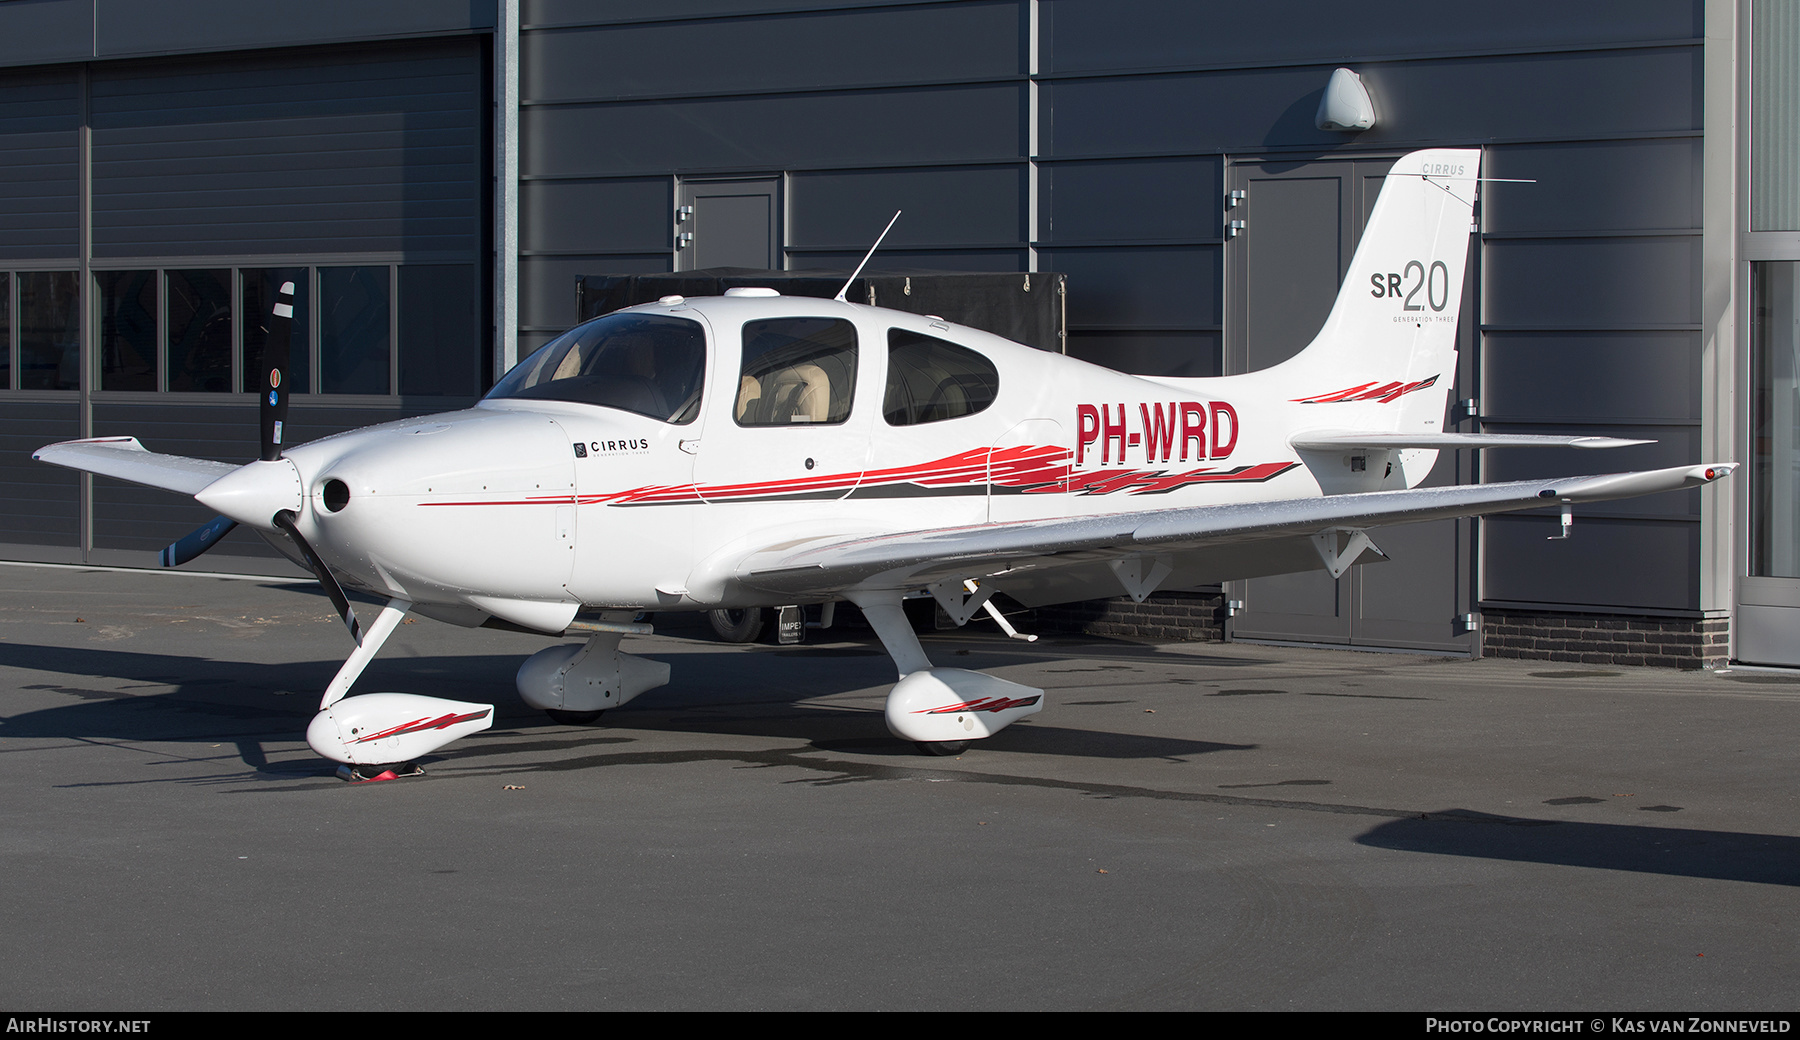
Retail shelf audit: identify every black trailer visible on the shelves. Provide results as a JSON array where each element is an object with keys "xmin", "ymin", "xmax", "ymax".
[{"xmin": 576, "ymin": 269, "xmax": 1066, "ymax": 354}]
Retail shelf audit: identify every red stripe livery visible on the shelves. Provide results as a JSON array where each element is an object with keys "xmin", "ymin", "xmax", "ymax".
[{"xmin": 1292, "ymin": 375, "xmax": 1438, "ymax": 404}]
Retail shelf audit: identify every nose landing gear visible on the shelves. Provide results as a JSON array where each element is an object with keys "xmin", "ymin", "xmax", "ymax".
[{"xmin": 304, "ymin": 598, "xmax": 496, "ymax": 776}]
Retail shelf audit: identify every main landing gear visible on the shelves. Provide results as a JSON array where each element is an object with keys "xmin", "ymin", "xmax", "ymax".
[
  {"xmin": 516, "ymin": 613, "xmax": 671, "ymax": 724},
  {"xmin": 707, "ymin": 607, "xmax": 765, "ymax": 643},
  {"xmin": 847, "ymin": 591, "xmax": 1045, "ymax": 756}
]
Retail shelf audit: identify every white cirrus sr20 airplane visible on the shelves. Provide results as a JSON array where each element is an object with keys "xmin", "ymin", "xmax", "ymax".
[{"xmin": 35, "ymin": 148, "xmax": 1733, "ymax": 778}]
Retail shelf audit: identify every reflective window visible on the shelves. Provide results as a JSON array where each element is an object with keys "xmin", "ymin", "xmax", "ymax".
[
  {"xmin": 242, "ymin": 268, "xmax": 310, "ymax": 394},
  {"xmin": 5, "ymin": 262, "xmax": 479, "ymax": 398},
  {"xmin": 883, "ymin": 328, "xmax": 999, "ymax": 425},
  {"xmin": 1753, "ymin": 0, "xmax": 1800, "ymax": 230},
  {"xmin": 320, "ymin": 266, "xmax": 390, "ymax": 395},
  {"xmin": 399, "ymin": 265, "xmax": 476, "ymax": 396},
  {"xmin": 98, "ymin": 271, "xmax": 158, "ymax": 392},
  {"xmin": 735, "ymin": 317, "xmax": 857, "ymax": 425},
  {"xmin": 488, "ymin": 313, "xmax": 705, "ymax": 423},
  {"xmin": 1753, "ymin": 261, "xmax": 1800, "ymax": 575},
  {"xmin": 18, "ymin": 272, "xmax": 76, "ymax": 391},
  {"xmin": 0, "ymin": 273, "xmax": 9, "ymax": 389},
  {"xmin": 166, "ymin": 269, "xmax": 232, "ymax": 392}
]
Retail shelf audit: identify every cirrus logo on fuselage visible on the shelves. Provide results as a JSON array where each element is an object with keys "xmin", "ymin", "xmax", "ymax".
[{"xmin": 573, "ymin": 438, "xmax": 650, "ymax": 459}]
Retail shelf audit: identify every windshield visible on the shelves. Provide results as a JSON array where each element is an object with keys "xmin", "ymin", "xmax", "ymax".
[{"xmin": 486, "ymin": 313, "xmax": 706, "ymax": 423}]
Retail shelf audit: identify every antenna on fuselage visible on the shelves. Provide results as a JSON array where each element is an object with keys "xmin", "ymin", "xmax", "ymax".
[{"xmin": 834, "ymin": 210, "xmax": 902, "ymax": 303}]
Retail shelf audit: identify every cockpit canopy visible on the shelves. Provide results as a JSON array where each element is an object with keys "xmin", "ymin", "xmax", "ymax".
[{"xmin": 486, "ymin": 313, "xmax": 706, "ymax": 423}]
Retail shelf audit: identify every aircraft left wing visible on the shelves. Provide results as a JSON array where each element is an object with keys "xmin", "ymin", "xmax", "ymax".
[
  {"xmin": 729, "ymin": 463, "xmax": 1732, "ymax": 606},
  {"xmin": 33, "ymin": 437, "xmax": 241, "ymax": 496}
]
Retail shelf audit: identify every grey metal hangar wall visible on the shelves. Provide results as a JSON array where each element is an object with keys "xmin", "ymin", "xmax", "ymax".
[
  {"xmin": 517, "ymin": 0, "xmax": 1710, "ymax": 658},
  {"xmin": 0, "ymin": 0, "xmax": 1714, "ymax": 661},
  {"xmin": 0, "ymin": 3, "xmax": 493, "ymax": 572}
]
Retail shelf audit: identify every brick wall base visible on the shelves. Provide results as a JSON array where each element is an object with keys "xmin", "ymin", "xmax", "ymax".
[
  {"xmin": 1030, "ymin": 590, "xmax": 1226, "ymax": 643},
  {"xmin": 1478, "ymin": 609, "xmax": 1729, "ymax": 670},
  {"xmin": 1019, "ymin": 594, "xmax": 1729, "ymax": 671}
]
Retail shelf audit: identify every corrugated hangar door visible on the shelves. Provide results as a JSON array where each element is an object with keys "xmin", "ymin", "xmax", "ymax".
[
  {"xmin": 1223, "ymin": 156, "xmax": 1479, "ymax": 655},
  {"xmin": 0, "ymin": 66, "xmax": 82, "ymax": 558},
  {"xmin": 88, "ymin": 39, "xmax": 481, "ymax": 264},
  {"xmin": 80, "ymin": 38, "xmax": 485, "ymax": 566}
]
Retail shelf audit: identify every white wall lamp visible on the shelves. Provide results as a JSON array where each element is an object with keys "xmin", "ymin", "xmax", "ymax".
[{"xmin": 1315, "ymin": 67, "xmax": 1376, "ymax": 132}]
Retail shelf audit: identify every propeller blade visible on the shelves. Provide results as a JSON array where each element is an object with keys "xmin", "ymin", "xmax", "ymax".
[
  {"xmin": 158, "ymin": 514, "xmax": 238, "ymax": 567},
  {"xmin": 272, "ymin": 509, "xmax": 361, "ymax": 645},
  {"xmin": 258, "ymin": 280, "xmax": 297, "ymax": 462}
]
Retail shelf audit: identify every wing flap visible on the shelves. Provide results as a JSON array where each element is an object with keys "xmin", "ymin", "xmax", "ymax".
[
  {"xmin": 735, "ymin": 464, "xmax": 1732, "ymax": 598},
  {"xmin": 1290, "ymin": 431, "xmax": 1653, "ymax": 451},
  {"xmin": 33, "ymin": 437, "xmax": 241, "ymax": 496}
]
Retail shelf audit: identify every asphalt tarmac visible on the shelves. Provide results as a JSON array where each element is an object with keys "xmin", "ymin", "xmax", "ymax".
[{"xmin": 0, "ymin": 562, "xmax": 1796, "ymax": 1011}]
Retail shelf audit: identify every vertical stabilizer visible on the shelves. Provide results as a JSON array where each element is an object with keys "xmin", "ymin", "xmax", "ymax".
[{"xmin": 1274, "ymin": 148, "xmax": 1480, "ymax": 436}]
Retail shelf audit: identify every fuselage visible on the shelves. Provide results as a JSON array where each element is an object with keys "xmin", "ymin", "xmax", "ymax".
[{"xmin": 271, "ymin": 293, "xmax": 1446, "ymax": 630}]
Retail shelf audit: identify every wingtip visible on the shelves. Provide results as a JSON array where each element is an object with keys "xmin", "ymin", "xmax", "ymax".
[
  {"xmin": 1569, "ymin": 437, "xmax": 1656, "ymax": 449},
  {"xmin": 35, "ymin": 435, "xmax": 146, "ymax": 455}
]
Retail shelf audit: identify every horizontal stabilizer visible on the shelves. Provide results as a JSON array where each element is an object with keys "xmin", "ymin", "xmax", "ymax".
[
  {"xmin": 33, "ymin": 437, "xmax": 241, "ymax": 496},
  {"xmin": 1290, "ymin": 431, "xmax": 1653, "ymax": 452}
]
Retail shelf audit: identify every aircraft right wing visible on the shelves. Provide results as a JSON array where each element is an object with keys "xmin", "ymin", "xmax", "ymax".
[
  {"xmin": 728, "ymin": 463, "xmax": 1732, "ymax": 607},
  {"xmin": 1288, "ymin": 431, "xmax": 1653, "ymax": 451}
]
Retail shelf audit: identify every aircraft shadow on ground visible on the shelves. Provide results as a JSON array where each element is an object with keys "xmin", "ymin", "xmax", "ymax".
[
  {"xmin": 13, "ymin": 642, "xmax": 1795, "ymax": 889},
  {"xmin": 1357, "ymin": 812, "xmax": 1800, "ymax": 888},
  {"xmin": 0, "ymin": 640, "xmax": 1242, "ymax": 771}
]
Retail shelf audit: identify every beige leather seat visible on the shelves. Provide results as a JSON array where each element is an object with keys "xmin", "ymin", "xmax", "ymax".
[
  {"xmin": 735, "ymin": 374, "xmax": 762, "ymax": 422},
  {"xmin": 746, "ymin": 363, "xmax": 831, "ymax": 423}
]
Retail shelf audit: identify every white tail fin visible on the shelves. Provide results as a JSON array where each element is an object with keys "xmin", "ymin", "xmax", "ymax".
[{"xmin": 1273, "ymin": 148, "xmax": 1480, "ymax": 435}]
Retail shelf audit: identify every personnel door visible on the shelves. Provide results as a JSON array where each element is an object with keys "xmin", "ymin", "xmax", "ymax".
[
  {"xmin": 677, "ymin": 178, "xmax": 781, "ymax": 271},
  {"xmin": 1223, "ymin": 156, "xmax": 1479, "ymax": 654}
]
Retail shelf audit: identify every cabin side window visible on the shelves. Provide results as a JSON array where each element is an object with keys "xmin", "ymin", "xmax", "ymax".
[
  {"xmin": 735, "ymin": 317, "xmax": 858, "ymax": 425},
  {"xmin": 883, "ymin": 329, "xmax": 1000, "ymax": 426}
]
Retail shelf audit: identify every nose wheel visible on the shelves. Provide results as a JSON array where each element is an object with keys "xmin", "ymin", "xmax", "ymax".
[
  {"xmin": 545, "ymin": 709, "xmax": 605, "ymax": 726},
  {"xmin": 337, "ymin": 762, "xmax": 424, "ymax": 783}
]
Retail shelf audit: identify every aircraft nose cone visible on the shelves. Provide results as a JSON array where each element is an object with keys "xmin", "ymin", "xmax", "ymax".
[{"xmin": 195, "ymin": 458, "xmax": 305, "ymax": 528}]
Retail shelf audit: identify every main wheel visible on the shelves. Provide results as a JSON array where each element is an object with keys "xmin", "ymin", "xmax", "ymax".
[
  {"xmin": 545, "ymin": 709, "xmax": 605, "ymax": 726},
  {"xmin": 708, "ymin": 607, "xmax": 766, "ymax": 643},
  {"xmin": 915, "ymin": 740, "xmax": 969, "ymax": 756}
]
